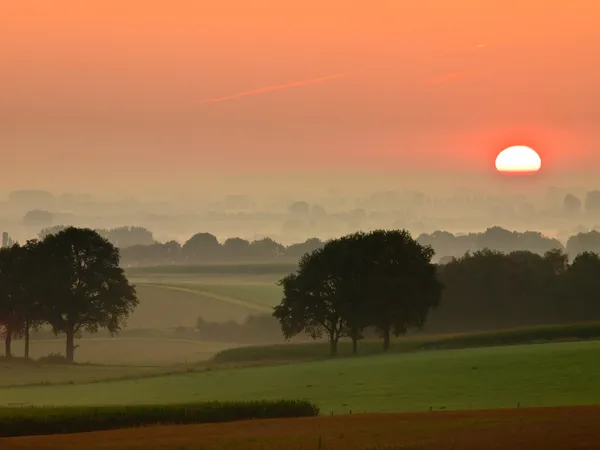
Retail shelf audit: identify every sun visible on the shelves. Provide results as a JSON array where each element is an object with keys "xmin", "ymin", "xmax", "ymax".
[{"xmin": 495, "ymin": 146, "xmax": 542, "ymax": 174}]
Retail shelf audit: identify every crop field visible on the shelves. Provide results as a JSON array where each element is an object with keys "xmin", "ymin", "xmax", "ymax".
[
  {"xmin": 2, "ymin": 341, "xmax": 600, "ymax": 414},
  {"xmin": 0, "ymin": 400, "xmax": 318, "ymax": 438},
  {"xmin": 125, "ymin": 264, "xmax": 288, "ymax": 330},
  {"xmin": 3, "ymin": 406, "xmax": 600, "ymax": 449}
]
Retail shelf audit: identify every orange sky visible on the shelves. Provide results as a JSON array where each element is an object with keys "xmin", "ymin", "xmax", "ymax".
[{"xmin": 1, "ymin": 0, "xmax": 599, "ymax": 195}]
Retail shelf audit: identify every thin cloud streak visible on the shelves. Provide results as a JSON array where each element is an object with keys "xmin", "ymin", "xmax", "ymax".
[{"xmin": 198, "ymin": 72, "xmax": 354, "ymax": 104}]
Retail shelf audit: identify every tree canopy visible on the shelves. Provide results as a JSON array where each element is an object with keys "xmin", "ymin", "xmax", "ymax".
[
  {"xmin": 273, "ymin": 230, "xmax": 443, "ymax": 356},
  {"xmin": 0, "ymin": 227, "xmax": 138, "ymax": 362}
]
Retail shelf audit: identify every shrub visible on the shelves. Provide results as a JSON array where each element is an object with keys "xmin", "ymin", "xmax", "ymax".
[
  {"xmin": 37, "ymin": 352, "xmax": 71, "ymax": 365},
  {"xmin": 0, "ymin": 400, "xmax": 319, "ymax": 438}
]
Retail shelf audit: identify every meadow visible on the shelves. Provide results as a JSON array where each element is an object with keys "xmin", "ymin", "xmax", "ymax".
[
  {"xmin": 2, "ymin": 340, "xmax": 600, "ymax": 415},
  {"xmin": 124, "ymin": 264, "xmax": 287, "ymax": 330}
]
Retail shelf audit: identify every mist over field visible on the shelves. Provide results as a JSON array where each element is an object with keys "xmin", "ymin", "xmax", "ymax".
[{"xmin": 3, "ymin": 2, "xmax": 600, "ymax": 447}]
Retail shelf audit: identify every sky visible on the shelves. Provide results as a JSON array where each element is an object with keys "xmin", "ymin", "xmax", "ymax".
[{"xmin": 1, "ymin": 0, "xmax": 599, "ymax": 196}]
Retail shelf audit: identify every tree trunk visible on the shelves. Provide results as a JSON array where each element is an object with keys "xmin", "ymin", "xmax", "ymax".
[
  {"xmin": 24, "ymin": 323, "xmax": 30, "ymax": 359},
  {"xmin": 352, "ymin": 335, "xmax": 358, "ymax": 355},
  {"xmin": 329, "ymin": 337, "xmax": 338, "ymax": 358},
  {"xmin": 4, "ymin": 328, "xmax": 12, "ymax": 358},
  {"xmin": 65, "ymin": 329, "xmax": 75, "ymax": 363},
  {"xmin": 382, "ymin": 326, "xmax": 391, "ymax": 352}
]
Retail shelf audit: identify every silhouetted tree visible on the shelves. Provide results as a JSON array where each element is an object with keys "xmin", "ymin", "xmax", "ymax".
[
  {"xmin": 274, "ymin": 249, "xmax": 346, "ymax": 356},
  {"xmin": 567, "ymin": 230, "xmax": 600, "ymax": 256},
  {"xmin": 356, "ymin": 230, "xmax": 443, "ymax": 351},
  {"xmin": 222, "ymin": 238, "xmax": 251, "ymax": 259},
  {"xmin": 0, "ymin": 245, "xmax": 23, "ymax": 358},
  {"xmin": 285, "ymin": 238, "xmax": 324, "ymax": 259},
  {"xmin": 38, "ymin": 227, "xmax": 138, "ymax": 362},
  {"xmin": 182, "ymin": 233, "xmax": 222, "ymax": 262},
  {"xmin": 273, "ymin": 230, "xmax": 443, "ymax": 355},
  {"xmin": 96, "ymin": 226, "xmax": 155, "ymax": 248}
]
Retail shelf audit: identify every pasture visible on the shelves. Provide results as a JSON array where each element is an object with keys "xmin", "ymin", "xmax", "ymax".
[
  {"xmin": 8, "ymin": 337, "xmax": 232, "ymax": 367},
  {"xmin": 124, "ymin": 263, "xmax": 287, "ymax": 330},
  {"xmin": 2, "ymin": 340, "xmax": 599, "ymax": 414},
  {"xmin": 3, "ymin": 406, "xmax": 600, "ymax": 449}
]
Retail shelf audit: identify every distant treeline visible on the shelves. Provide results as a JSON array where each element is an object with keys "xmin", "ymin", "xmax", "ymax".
[
  {"xmin": 27, "ymin": 224, "xmax": 600, "ymax": 266},
  {"xmin": 192, "ymin": 247, "xmax": 600, "ymax": 344}
]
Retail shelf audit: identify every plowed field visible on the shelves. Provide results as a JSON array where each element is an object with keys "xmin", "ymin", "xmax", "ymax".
[{"xmin": 3, "ymin": 406, "xmax": 600, "ymax": 450}]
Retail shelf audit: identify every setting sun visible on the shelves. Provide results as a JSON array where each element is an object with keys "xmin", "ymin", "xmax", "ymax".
[{"xmin": 495, "ymin": 146, "xmax": 542, "ymax": 174}]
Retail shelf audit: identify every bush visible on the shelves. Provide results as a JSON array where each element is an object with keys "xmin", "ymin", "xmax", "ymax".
[
  {"xmin": 0, "ymin": 400, "xmax": 319, "ymax": 438},
  {"xmin": 37, "ymin": 352, "xmax": 71, "ymax": 365}
]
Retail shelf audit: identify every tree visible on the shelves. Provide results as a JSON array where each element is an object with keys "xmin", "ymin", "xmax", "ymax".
[
  {"xmin": 222, "ymin": 237, "xmax": 251, "ymax": 259},
  {"xmin": 38, "ymin": 227, "xmax": 138, "ymax": 362},
  {"xmin": 0, "ymin": 245, "xmax": 23, "ymax": 358},
  {"xmin": 182, "ymin": 233, "xmax": 222, "ymax": 261},
  {"xmin": 96, "ymin": 226, "xmax": 155, "ymax": 248},
  {"xmin": 273, "ymin": 230, "xmax": 443, "ymax": 356},
  {"xmin": 285, "ymin": 238, "xmax": 324, "ymax": 259},
  {"xmin": 357, "ymin": 230, "xmax": 443, "ymax": 351},
  {"xmin": 274, "ymin": 249, "xmax": 345, "ymax": 357},
  {"xmin": 249, "ymin": 237, "xmax": 285, "ymax": 259}
]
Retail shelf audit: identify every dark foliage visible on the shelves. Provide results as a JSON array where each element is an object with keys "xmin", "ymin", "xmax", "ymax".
[
  {"xmin": 0, "ymin": 227, "xmax": 138, "ymax": 362},
  {"xmin": 0, "ymin": 400, "xmax": 319, "ymax": 438}
]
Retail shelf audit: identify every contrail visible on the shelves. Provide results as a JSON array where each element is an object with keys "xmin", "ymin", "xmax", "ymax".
[{"xmin": 198, "ymin": 72, "xmax": 353, "ymax": 104}]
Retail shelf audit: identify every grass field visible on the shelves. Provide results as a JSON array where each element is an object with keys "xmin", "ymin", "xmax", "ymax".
[
  {"xmin": 8, "ymin": 337, "xmax": 233, "ymax": 367},
  {"xmin": 126, "ymin": 265, "xmax": 286, "ymax": 330},
  {"xmin": 213, "ymin": 321, "xmax": 600, "ymax": 363},
  {"xmin": 2, "ymin": 341, "xmax": 599, "ymax": 414},
  {"xmin": 3, "ymin": 406, "xmax": 600, "ymax": 449},
  {"xmin": 0, "ymin": 360, "xmax": 174, "ymax": 389}
]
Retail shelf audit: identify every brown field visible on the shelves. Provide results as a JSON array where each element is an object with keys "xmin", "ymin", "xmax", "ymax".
[{"xmin": 3, "ymin": 406, "xmax": 600, "ymax": 450}]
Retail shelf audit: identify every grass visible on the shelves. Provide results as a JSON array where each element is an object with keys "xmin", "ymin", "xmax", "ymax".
[
  {"xmin": 126, "ymin": 263, "xmax": 297, "ymax": 277},
  {"xmin": 0, "ymin": 400, "xmax": 318, "ymax": 438},
  {"xmin": 213, "ymin": 321, "xmax": 600, "ymax": 364},
  {"xmin": 2, "ymin": 340, "xmax": 600, "ymax": 414},
  {"xmin": 7, "ymin": 336, "xmax": 233, "ymax": 367},
  {"xmin": 4, "ymin": 406, "xmax": 600, "ymax": 449},
  {"xmin": 128, "ymin": 284, "xmax": 264, "ymax": 329}
]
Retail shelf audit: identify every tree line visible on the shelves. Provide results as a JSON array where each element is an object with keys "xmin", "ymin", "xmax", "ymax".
[
  {"xmin": 0, "ymin": 227, "xmax": 138, "ymax": 362},
  {"xmin": 271, "ymin": 230, "xmax": 600, "ymax": 355},
  {"xmin": 13, "ymin": 225, "xmax": 600, "ymax": 267},
  {"xmin": 2, "ymin": 225, "xmax": 599, "ymax": 267},
  {"xmin": 273, "ymin": 230, "xmax": 443, "ymax": 356}
]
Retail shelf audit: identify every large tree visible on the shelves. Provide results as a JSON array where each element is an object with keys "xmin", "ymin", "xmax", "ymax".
[
  {"xmin": 274, "ymin": 248, "xmax": 346, "ymax": 357},
  {"xmin": 0, "ymin": 245, "xmax": 23, "ymax": 358},
  {"xmin": 356, "ymin": 230, "xmax": 443, "ymax": 351},
  {"xmin": 273, "ymin": 229, "xmax": 443, "ymax": 356},
  {"xmin": 39, "ymin": 227, "xmax": 138, "ymax": 362}
]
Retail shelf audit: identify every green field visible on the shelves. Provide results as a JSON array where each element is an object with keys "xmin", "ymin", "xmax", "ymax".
[
  {"xmin": 125, "ymin": 265, "xmax": 286, "ymax": 330},
  {"xmin": 3, "ymin": 340, "xmax": 599, "ymax": 414}
]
